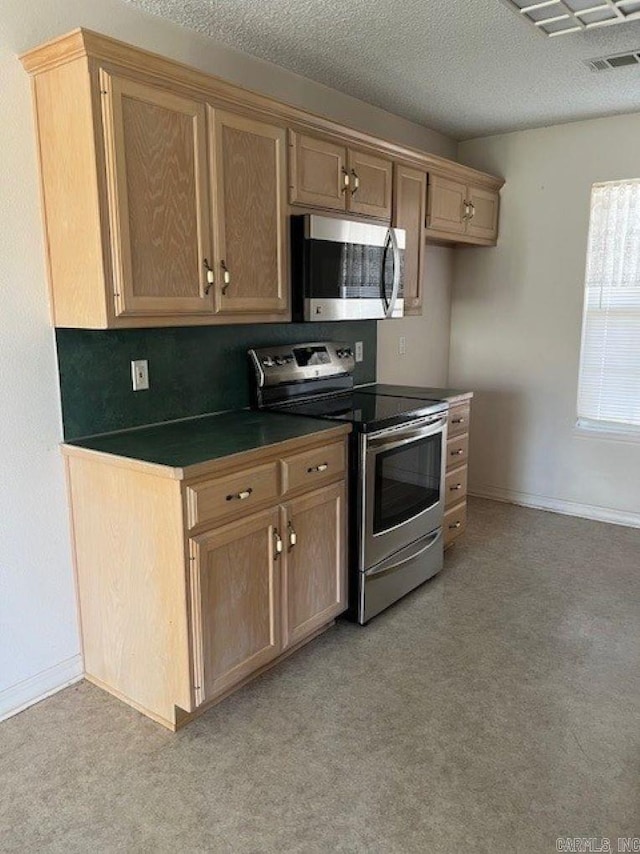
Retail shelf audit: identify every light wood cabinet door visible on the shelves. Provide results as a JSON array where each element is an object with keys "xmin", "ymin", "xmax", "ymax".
[
  {"xmin": 101, "ymin": 72, "xmax": 214, "ymax": 317},
  {"xmin": 347, "ymin": 149, "xmax": 393, "ymax": 219},
  {"xmin": 190, "ymin": 508, "xmax": 282, "ymax": 706},
  {"xmin": 210, "ymin": 111, "xmax": 288, "ymax": 316},
  {"xmin": 283, "ymin": 483, "xmax": 346, "ymax": 648},
  {"xmin": 289, "ymin": 131, "xmax": 347, "ymax": 211},
  {"xmin": 426, "ymin": 174, "xmax": 467, "ymax": 235},
  {"xmin": 393, "ymin": 165, "xmax": 426, "ymax": 314},
  {"xmin": 466, "ymin": 186, "xmax": 499, "ymax": 241}
]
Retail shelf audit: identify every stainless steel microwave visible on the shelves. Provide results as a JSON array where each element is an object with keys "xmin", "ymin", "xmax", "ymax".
[{"xmin": 292, "ymin": 215, "xmax": 406, "ymax": 321}]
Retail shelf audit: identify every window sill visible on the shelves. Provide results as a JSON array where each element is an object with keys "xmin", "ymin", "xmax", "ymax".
[{"xmin": 574, "ymin": 421, "xmax": 640, "ymax": 445}]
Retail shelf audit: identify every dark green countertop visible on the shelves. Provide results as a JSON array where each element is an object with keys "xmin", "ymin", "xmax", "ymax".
[{"xmin": 64, "ymin": 410, "xmax": 348, "ymax": 472}]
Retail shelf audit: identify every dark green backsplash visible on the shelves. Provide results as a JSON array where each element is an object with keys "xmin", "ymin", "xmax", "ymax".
[{"xmin": 56, "ymin": 321, "xmax": 377, "ymax": 440}]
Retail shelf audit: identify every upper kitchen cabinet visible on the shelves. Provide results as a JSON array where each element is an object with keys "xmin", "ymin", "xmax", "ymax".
[
  {"xmin": 21, "ymin": 29, "xmax": 504, "ymax": 328},
  {"xmin": 289, "ymin": 131, "xmax": 392, "ymax": 220},
  {"xmin": 346, "ymin": 148, "xmax": 393, "ymax": 219},
  {"xmin": 288, "ymin": 132, "xmax": 347, "ymax": 211},
  {"xmin": 426, "ymin": 172, "xmax": 501, "ymax": 246},
  {"xmin": 393, "ymin": 165, "xmax": 426, "ymax": 315},
  {"xmin": 101, "ymin": 73, "xmax": 214, "ymax": 319},
  {"xmin": 23, "ymin": 40, "xmax": 290, "ymax": 328},
  {"xmin": 210, "ymin": 111, "xmax": 288, "ymax": 318}
]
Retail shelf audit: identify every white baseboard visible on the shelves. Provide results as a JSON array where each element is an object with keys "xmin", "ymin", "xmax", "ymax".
[
  {"xmin": 0, "ymin": 655, "xmax": 83, "ymax": 723},
  {"xmin": 469, "ymin": 484, "xmax": 640, "ymax": 530}
]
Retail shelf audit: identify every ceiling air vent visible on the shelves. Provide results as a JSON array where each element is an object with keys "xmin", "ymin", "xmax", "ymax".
[
  {"xmin": 502, "ymin": 0, "xmax": 640, "ymax": 37},
  {"xmin": 585, "ymin": 51, "xmax": 640, "ymax": 71}
]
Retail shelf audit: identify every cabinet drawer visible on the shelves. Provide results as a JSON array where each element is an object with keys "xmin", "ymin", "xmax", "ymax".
[
  {"xmin": 282, "ymin": 442, "xmax": 345, "ymax": 494},
  {"xmin": 445, "ymin": 466, "xmax": 468, "ymax": 509},
  {"xmin": 186, "ymin": 462, "xmax": 279, "ymax": 530},
  {"xmin": 446, "ymin": 434, "xmax": 469, "ymax": 471},
  {"xmin": 444, "ymin": 501, "xmax": 467, "ymax": 547},
  {"xmin": 447, "ymin": 402, "xmax": 471, "ymax": 438}
]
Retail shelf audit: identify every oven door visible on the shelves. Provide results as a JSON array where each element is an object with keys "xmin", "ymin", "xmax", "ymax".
[{"xmin": 362, "ymin": 415, "xmax": 446, "ymax": 569}]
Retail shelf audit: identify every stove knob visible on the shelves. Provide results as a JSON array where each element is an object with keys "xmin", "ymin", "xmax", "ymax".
[
  {"xmin": 275, "ymin": 356, "xmax": 286, "ymax": 366},
  {"xmin": 262, "ymin": 356, "xmax": 275, "ymax": 367}
]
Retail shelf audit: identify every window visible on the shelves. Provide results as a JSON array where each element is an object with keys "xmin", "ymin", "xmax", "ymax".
[{"xmin": 577, "ymin": 180, "xmax": 640, "ymax": 434}]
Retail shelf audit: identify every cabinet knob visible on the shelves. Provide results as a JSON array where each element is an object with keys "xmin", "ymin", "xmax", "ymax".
[
  {"xmin": 307, "ymin": 462, "xmax": 328, "ymax": 473},
  {"xmin": 226, "ymin": 487, "xmax": 253, "ymax": 501},
  {"xmin": 449, "ymin": 521, "xmax": 462, "ymax": 530},
  {"xmin": 450, "ymin": 484, "xmax": 462, "ymax": 491},
  {"xmin": 273, "ymin": 529, "xmax": 283, "ymax": 558},
  {"xmin": 287, "ymin": 521, "xmax": 297, "ymax": 550},
  {"xmin": 221, "ymin": 260, "xmax": 231, "ymax": 294},
  {"xmin": 452, "ymin": 417, "xmax": 465, "ymax": 425},
  {"xmin": 451, "ymin": 449, "xmax": 464, "ymax": 456},
  {"xmin": 203, "ymin": 258, "xmax": 215, "ymax": 294}
]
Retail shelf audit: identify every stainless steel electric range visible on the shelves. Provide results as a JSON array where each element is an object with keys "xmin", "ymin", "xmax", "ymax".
[{"xmin": 249, "ymin": 341, "xmax": 449, "ymax": 624}]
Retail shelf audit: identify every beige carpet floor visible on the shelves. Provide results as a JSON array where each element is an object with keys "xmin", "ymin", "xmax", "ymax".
[{"xmin": 1, "ymin": 498, "xmax": 639, "ymax": 853}]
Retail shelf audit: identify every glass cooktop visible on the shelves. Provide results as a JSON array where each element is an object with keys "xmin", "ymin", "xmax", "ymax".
[{"xmin": 276, "ymin": 391, "xmax": 447, "ymax": 433}]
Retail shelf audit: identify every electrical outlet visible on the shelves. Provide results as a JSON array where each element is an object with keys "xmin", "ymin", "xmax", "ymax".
[
  {"xmin": 355, "ymin": 341, "xmax": 364, "ymax": 363},
  {"xmin": 131, "ymin": 359, "xmax": 149, "ymax": 391},
  {"xmin": 399, "ymin": 336, "xmax": 407, "ymax": 356}
]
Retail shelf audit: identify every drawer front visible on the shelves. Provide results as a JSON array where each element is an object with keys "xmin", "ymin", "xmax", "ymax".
[
  {"xmin": 446, "ymin": 433, "xmax": 469, "ymax": 471},
  {"xmin": 282, "ymin": 442, "xmax": 345, "ymax": 494},
  {"xmin": 447, "ymin": 402, "xmax": 471, "ymax": 438},
  {"xmin": 445, "ymin": 465, "xmax": 468, "ymax": 509},
  {"xmin": 186, "ymin": 462, "xmax": 279, "ymax": 530},
  {"xmin": 444, "ymin": 501, "xmax": 467, "ymax": 547}
]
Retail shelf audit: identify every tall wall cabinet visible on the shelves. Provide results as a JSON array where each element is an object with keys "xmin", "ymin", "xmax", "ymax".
[{"xmin": 21, "ymin": 29, "xmax": 504, "ymax": 329}]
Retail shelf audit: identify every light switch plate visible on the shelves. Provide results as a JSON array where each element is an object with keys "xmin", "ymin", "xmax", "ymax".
[
  {"xmin": 131, "ymin": 359, "xmax": 149, "ymax": 391},
  {"xmin": 355, "ymin": 341, "xmax": 364, "ymax": 363}
]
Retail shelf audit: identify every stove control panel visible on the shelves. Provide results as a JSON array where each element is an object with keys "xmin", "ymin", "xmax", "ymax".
[{"xmin": 249, "ymin": 341, "xmax": 356, "ymax": 387}]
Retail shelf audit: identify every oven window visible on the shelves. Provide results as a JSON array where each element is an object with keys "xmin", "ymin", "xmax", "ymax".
[{"xmin": 373, "ymin": 434, "xmax": 441, "ymax": 534}]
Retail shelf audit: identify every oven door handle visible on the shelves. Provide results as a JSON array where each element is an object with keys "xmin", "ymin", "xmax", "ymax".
[
  {"xmin": 364, "ymin": 529, "xmax": 442, "ymax": 578},
  {"xmin": 367, "ymin": 417, "xmax": 447, "ymax": 453},
  {"xmin": 385, "ymin": 227, "xmax": 401, "ymax": 319}
]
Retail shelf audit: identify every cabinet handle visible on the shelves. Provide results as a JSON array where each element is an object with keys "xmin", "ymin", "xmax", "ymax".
[
  {"xmin": 450, "ymin": 484, "xmax": 462, "ymax": 491},
  {"xmin": 221, "ymin": 260, "xmax": 231, "ymax": 294},
  {"xmin": 307, "ymin": 462, "xmax": 328, "ymax": 473},
  {"xmin": 351, "ymin": 169, "xmax": 360, "ymax": 195},
  {"xmin": 273, "ymin": 529, "xmax": 283, "ymax": 559},
  {"xmin": 203, "ymin": 258, "xmax": 215, "ymax": 294},
  {"xmin": 462, "ymin": 201, "xmax": 471, "ymax": 221},
  {"xmin": 451, "ymin": 449, "xmax": 464, "ymax": 457},
  {"xmin": 341, "ymin": 167, "xmax": 350, "ymax": 193},
  {"xmin": 226, "ymin": 487, "xmax": 253, "ymax": 501},
  {"xmin": 287, "ymin": 521, "xmax": 297, "ymax": 550},
  {"xmin": 468, "ymin": 202, "xmax": 476, "ymax": 220},
  {"xmin": 449, "ymin": 521, "xmax": 462, "ymax": 530},
  {"xmin": 452, "ymin": 417, "xmax": 465, "ymax": 425}
]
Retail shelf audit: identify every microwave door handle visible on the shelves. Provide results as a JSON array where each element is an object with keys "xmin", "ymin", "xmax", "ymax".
[
  {"xmin": 380, "ymin": 233, "xmax": 391, "ymax": 314},
  {"xmin": 386, "ymin": 227, "xmax": 401, "ymax": 318}
]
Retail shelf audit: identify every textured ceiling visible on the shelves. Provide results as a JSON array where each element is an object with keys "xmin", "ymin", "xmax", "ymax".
[{"xmin": 121, "ymin": 0, "xmax": 640, "ymax": 139}]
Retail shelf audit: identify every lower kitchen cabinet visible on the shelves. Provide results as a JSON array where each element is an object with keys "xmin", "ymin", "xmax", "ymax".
[
  {"xmin": 63, "ymin": 425, "xmax": 349, "ymax": 730},
  {"xmin": 190, "ymin": 508, "xmax": 282, "ymax": 707},
  {"xmin": 283, "ymin": 483, "xmax": 346, "ymax": 647},
  {"xmin": 444, "ymin": 398, "xmax": 472, "ymax": 549}
]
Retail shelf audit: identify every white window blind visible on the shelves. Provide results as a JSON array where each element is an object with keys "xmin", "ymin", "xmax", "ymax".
[{"xmin": 577, "ymin": 179, "xmax": 640, "ymax": 433}]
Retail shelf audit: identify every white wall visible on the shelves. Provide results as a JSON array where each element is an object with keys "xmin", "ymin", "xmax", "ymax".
[
  {"xmin": 0, "ymin": 0, "xmax": 455, "ymax": 719},
  {"xmin": 377, "ymin": 246, "xmax": 453, "ymax": 385},
  {"xmin": 450, "ymin": 113, "xmax": 640, "ymax": 525}
]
